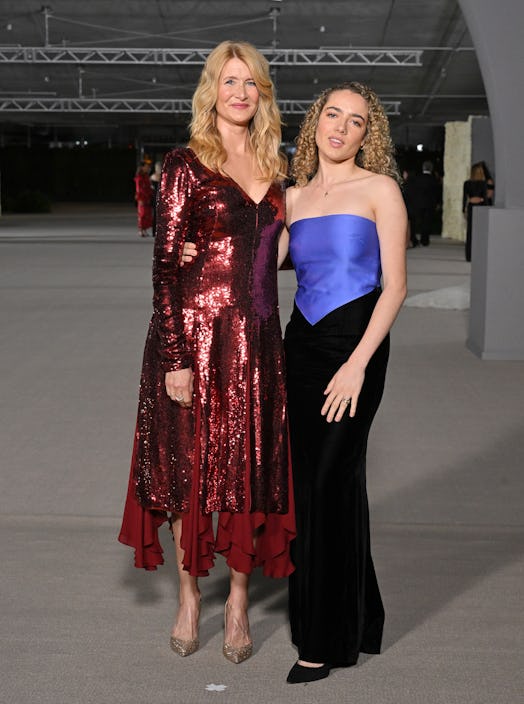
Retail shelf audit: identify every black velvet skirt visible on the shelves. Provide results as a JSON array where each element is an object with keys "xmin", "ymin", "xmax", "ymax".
[{"xmin": 284, "ymin": 288, "xmax": 389, "ymax": 666}]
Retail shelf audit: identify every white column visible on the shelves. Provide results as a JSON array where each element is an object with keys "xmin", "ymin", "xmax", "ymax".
[{"xmin": 442, "ymin": 120, "xmax": 470, "ymax": 241}]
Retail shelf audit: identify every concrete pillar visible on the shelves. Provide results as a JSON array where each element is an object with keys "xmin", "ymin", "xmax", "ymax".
[
  {"xmin": 458, "ymin": 0, "xmax": 524, "ymax": 359},
  {"xmin": 470, "ymin": 116, "xmax": 494, "ymax": 174}
]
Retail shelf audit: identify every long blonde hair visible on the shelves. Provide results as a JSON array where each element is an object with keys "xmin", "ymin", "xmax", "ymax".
[
  {"xmin": 470, "ymin": 162, "xmax": 486, "ymax": 180},
  {"xmin": 291, "ymin": 81, "xmax": 401, "ymax": 186},
  {"xmin": 188, "ymin": 41, "xmax": 287, "ymax": 181}
]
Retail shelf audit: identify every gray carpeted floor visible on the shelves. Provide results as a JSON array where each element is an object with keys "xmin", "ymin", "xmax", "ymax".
[{"xmin": 1, "ymin": 206, "xmax": 523, "ymax": 704}]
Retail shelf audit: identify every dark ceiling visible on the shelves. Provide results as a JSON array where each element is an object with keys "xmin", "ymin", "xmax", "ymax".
[{"xmin": 0, "ymin": 0, "xmax": 487, "ymax": 150}]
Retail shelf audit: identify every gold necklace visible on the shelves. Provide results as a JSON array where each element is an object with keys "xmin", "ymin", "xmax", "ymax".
[{"xmin": 318, "ymin": 177, "xmax": 354, "ymax": 197}]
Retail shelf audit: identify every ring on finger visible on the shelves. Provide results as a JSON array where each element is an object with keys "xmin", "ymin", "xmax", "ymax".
[
  {"xmin": 342, "ymin": 397, "xmax": 350, "ymax": 405},
  {"xmin": 175, "ymin": 394, "xmax": 184, "ymax": 401}
]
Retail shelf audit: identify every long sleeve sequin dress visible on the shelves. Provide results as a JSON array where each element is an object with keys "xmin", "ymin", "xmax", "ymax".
[{"xmin": 119, "ymin": 148, "xmax": 295, "ymax": 577}]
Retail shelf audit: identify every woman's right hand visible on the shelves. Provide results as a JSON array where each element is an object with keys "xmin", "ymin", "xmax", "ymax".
[
  {"xmin": 180, "ymin": 242, "xmax": 198, "ymax": 266},
  {"xmin": 165, "ymin": 368, "xmax": 194, "ymax": 407}
]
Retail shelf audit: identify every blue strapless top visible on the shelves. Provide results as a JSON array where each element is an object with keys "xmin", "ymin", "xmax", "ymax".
[{"xmin": 289, "ymin": 213, "xmax": 381, "ymax": 324}]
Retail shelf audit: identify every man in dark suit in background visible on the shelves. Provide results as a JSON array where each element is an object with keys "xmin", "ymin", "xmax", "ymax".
[{"xmin": 404, "ymin": 160, "xmax": 441, "ymax": 247}]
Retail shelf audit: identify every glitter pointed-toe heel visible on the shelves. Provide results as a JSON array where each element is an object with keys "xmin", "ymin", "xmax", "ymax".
[
  {"xmin": 170, "ymin": 635, "xmax": 199, "ymax": 657},
  {"xmin": 170, "ymin": 596, "xmax": 201, "ymax": 657},
  {"xmin": 223, "ymin": 640, "xmax": 253, "ymax": 664},
  {"xmin": 223, "ymin": 602, "xmax": 253, "ymax": 664}
]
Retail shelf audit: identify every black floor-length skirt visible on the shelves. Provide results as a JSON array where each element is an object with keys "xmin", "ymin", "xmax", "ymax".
[{"xmin": 284, "ymin": 289, "xmax": 389, "ymax": 666}]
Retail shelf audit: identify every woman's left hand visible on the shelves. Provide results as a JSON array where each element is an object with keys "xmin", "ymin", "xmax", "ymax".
[{"xmin": 321, "ymin": 358, "xmax": 365, "ymax": 423}]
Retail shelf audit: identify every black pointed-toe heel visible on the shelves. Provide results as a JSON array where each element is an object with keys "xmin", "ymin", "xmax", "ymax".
[{"xmin": 286, "ymin": 661, "xmax": 331, "ymax": 684}]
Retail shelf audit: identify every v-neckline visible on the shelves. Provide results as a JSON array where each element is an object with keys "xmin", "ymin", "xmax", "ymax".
[
  {"xmin": 186, "ymin": 147, "xmax": 272, "ymax": 206},
  {"xmin": 224, "ymin": 173, "xmax": 273, "ymax": 206}
]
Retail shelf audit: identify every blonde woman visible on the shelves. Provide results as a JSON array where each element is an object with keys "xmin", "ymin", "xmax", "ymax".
[
  {"xmin": 119, "ymin": 41, "xmax": 295, "ymax": 665},
  {"xmin": 283, "ymin": 82, "xmax": 407, "ymax": 682}
]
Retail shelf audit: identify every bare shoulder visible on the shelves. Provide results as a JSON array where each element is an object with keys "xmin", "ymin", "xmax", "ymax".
[
  {"xmin": 285, "ymin": 183, "xmax": 300, "ymax": 203},
  {"xmin": 371, "ymin": 173, "xmax": 407, "ymax": 231},
  {"xmin": 285, "ymin": 184, "xmax": 302, "ymax": 223},
  {"xmin": 369, "ymin": 173, "xmax": 402, "ymax": 196}
]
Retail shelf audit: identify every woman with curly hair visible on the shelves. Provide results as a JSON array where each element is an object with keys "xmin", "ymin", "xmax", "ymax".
[
  {"xmin": 119, "ymin": 40, "xmax": 295, "ymax": 665},
  {"xmin": 283, "ymin": 82, "xmax": 407, "ymax": 682}
]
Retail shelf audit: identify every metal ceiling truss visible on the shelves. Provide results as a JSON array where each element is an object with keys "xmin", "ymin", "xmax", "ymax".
[
  {"xmin": 0, "ymin": 46, "xmax": 423, "ymax": 67},
  {"xmin": 280, "ymin": 99, "xmax": 401, "ymax": 115},
  {"xmin": 0, "ymin": 97, "xmax": 402, "ymax": 116}
]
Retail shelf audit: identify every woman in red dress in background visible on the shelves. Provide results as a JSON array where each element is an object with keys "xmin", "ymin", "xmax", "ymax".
[
  {"xmin": 134, "ymin": 160, "xmax": 153, "ymax": 236},
  {"xmin": 119, "ymin": 41, "xmax": 295, "ymax": 664}
]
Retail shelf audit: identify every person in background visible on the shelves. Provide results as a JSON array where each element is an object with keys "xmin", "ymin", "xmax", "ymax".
[
  {"xmin": 403, "ymin": 159, "xmax": 440, "ymax": 247},
  {"xmin": 134, "ymin": 160, "xmax": 153, "ymax": 237},
  {"xmin": 149, "ymin": 160, "xmax": 163, "ymax": 236},
  {"xmin": 401, "ymin": 167, "xmax": 415, "ymax": 248},
  {"xmin": 463, "ymin": 161, "xmax": 490, "ymax": 262},
  {"xmin": 119, "ymin": 40, "xmax": 295, "ymax": 666},
  {"xmin": 479, "ymin": 160, "xmax": 495, "ymax": 205}
]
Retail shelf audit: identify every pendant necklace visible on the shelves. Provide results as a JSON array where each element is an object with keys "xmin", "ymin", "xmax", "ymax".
[
  {"xmin": 321, "ymin": 172, "xmax": 371, "ymax": 196},
  {"xmin": 321, "ymin": 178, "xmax": 352, "ymax": 197}
]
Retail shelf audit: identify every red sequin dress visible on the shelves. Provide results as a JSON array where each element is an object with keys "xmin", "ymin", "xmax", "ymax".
[{"xmin": 119, "ymin": 148, "xmax": 295, "ymax": 577}]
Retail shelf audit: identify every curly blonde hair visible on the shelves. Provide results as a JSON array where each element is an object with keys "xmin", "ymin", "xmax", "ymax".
[
  {"xmin": 291, "ymin": 81, "xmax": 401, "ymax": 186},
  {"xmin": 188, "ymin": 41, "xmax": 287, "ymax": 181}
]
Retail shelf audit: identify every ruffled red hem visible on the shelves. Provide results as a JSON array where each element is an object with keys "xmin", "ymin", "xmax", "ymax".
[
  {"xmin": 118, "ymin": 475, "xmax": 296, "ymax": 578},
  {"xmin": 118, "ymin": 470, "xmax": 167, "ymax": 571},
  {"xmin": 179, "ymin": 502, "xmax": 296, "ymax": 578}
]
